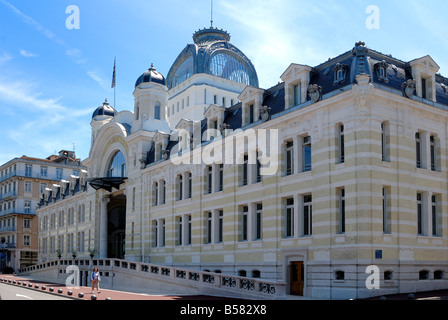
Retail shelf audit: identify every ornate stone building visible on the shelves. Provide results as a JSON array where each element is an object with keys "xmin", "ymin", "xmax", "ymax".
[{"xmin": 37, "ymin": 28, "xmax": 448, "ymax": 299}]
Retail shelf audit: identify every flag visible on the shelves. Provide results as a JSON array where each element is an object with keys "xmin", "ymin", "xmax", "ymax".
[{"xmin": 111, "ymin": 58, "xmax": 116, "ymax": 88}]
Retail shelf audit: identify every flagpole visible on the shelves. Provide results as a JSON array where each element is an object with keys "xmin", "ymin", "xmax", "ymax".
[{"xmin": 113, "ymin": 57, "xmax": 116, "ymax": 109}]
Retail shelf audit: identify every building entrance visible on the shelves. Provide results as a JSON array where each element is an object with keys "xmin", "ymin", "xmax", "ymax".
[
  {"xmin": 290, "ymin": 261, "xmax": 304, "ymax": 296},
  {"xmin": 107, "ymin": 194, "xmax": 126, "ymax": 259}
]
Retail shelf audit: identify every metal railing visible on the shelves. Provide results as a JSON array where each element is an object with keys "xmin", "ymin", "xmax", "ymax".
[{"xmin": 18, "ymin": 258, "xmax": 284, "ymax": 299}]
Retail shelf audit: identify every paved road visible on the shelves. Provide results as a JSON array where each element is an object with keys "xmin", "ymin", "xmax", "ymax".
[{"xmin": 0, "ymin": 282, "xmax": 72, "ymax": 300}]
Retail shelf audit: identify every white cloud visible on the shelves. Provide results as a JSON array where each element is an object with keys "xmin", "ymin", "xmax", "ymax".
[
  {"xmin": 20, "ymin": 49, "xmax": 37, "ymax": 58},
  {"xmin": 0, "ymin": 51, "xmax": 12, "ymax": 65},
  {"xmin": 0, "ymin": 79, "xmax": 66, "ymax": 112}
]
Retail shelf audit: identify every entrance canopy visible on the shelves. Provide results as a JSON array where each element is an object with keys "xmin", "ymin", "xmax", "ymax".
[{"xmin": 88, "ymin": 177, "xmax": 127, "ymax": 192}]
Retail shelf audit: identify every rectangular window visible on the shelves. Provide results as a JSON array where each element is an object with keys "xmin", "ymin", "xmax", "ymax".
[
  {"xmin": 285, "ymin": 198, "xmax": 294, "ymax": 238},
  {"xmin": 293, "ymin": 83, "xmax": 301, "ymax": 106},
  {"xmin": 187, "ymin": 172, "xmax": 192, "ymax": 199},
  {"xmin": 416, "ymin": 132, "xmax": 422, "ymax": 169},
  {"xmin": 417, "ymin": 193, "xmax": 423, "ymax": 235},
  {"xmin": 339, "ymin": 125, "xmax": 345, "ymax": 164},
  {"xmin": 303, "ymin": 195, "xmax": 312, "ymax": 236},
  {"xmin": 285, "ymin": 141, "xmax": 294, "ymax": 176},
  {"xmin": 40, "ymin": 166, "xmax": 48, "ymax": 177},
  {"xmin": 25, "ymin": 164, "xmax": 32, "ymax": 177},
  {"xmin": 56, "ymin": 168, "xmax": 63, "ymax": 181},
  {"xmin": 383, "ymin": 187, "xmax": 391, "ymax": 234},
  {"xmin": 303, "ymin": 136, "xmax": 312, "ymax": 172},
  {"xmin": 430, "ymin": 135, "xmax": 437, "ymax": 171},
  {"xmin": 432, "ymin": 195, "xmax": 439, "ymax": 236},
  {"xmin": 24, "ymin": 201, "xmax": 31, "ymax": 214},
  {"xmin": 218, "ymin": 164, "xmax": 224, "ymax": 191},
  {"xmin": 161, "ymin": 180, "xmax": 166, "ymax": 205},
  {"xmin": 186, "ymin": 215, "xmax": 192, "ymax": 245},
  {"xmin": 161, "ymin": 219, "xmax": 166, "ymax": 247},
  {"xmin": 381, "ymin": 122, "xmax": 389, "ymax": 162},
  {"xmin": 24, "ymin": 218, "xmax": 31, "ymax": 228},
  {"xmin": 177, "ymin": 175, "xmax": 183, "ymax": 200},
  {"xmin": 422, "ymin": 78, "xmax": 427, "ymax": 99},
  {"xmin": 242, "ymin": 154, "xmax": 248, "ymax": 186},
  {"xmin": 153, "ymin": 221, "xmax": 158, "ymax": 247},
  {"xmin": 177, "ymin": 216, "xmax": 183, "ymax": 246},
  {"xmin": 249, "ymin": 104, "xmax": 254, "ymax": 124},
  {"xmin": 24, "ymin": 235, "xmax": 30, "ymax": 247},
  {"xmin": 25, "ymin": 181, "xmax": 31, "ymax": 193},
  {"xmin": 153, "ymin": 182, "xmax": 158, "ymax": 206},
  {"xmin": 218, "ymin": 210, "xmax": 223, "ymax": 243},
  {"xmin": 206, "ymin": 212, "xmax": 212, "ymax": 244},
  {"xmin": 255, "ymin": 203, "xmax": 263, "ymax": 240},
  {"xmin": 256, "ymin": 151, "xmax": 262, "ymax": 183},
  {"xmin": 206, "ymin": 166, "xmax": 213, "ymax": 194},
  {"xmin": 241, "ymin": 206, "xmax": 248, "ymax": 241},
  {"xmin": 338, "ymin": 189, "xmax": 345, "ymax": 234}
]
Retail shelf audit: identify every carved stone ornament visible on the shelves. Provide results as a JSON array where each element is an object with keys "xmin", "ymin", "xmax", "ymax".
[
  {"xmin": 353, "ymin": 74, "xmax": 374, "ymax": 120},
  {"xmin": 259, "ymin": 105, "xmax": 271, "ymax": 122},
  {"xmin": 219, "ymin": 123, "xmax": 231, "ymax": 131},
  {"xmin": 161, "ymin": 149, "xmax": 169, "ymax": 160},
  {"xmin": 308, "ymin": 84, "xmax": 323, "ymax": 103},
  {"xmin": 401, "ymin": 79, "xmax": 416, "ymax": 98}
]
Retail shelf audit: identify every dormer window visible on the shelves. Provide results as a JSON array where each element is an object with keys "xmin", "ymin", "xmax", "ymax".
[
  {"xmin": 333, "ymin": 63, "xmax": 347, "ymax": 85},
  {"xmin": 375, "ymin": 60, "xmax": 389, "ymax": 83}
]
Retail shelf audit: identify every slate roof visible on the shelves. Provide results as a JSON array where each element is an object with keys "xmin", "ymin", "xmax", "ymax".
[{"xmin": 144, "ymin": 42, "xmax": 448, "ymax": 167}]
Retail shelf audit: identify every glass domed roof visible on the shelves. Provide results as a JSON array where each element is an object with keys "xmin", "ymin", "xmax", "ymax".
[{"xmin": 167, "ymin": 27, "xmax": 258, "ymax": 90}]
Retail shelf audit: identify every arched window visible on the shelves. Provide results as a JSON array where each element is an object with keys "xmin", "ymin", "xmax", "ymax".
[
  {"xmin": 209, "ymin": 53, "xmax": 250, "ymax": 85},
  {"xmin": 173, "ymin": 55, "xmax": 194, "ymax": 87},
  {"xmin": 107, "ymin": 151, "xmax": 126, "ymax": 178}
]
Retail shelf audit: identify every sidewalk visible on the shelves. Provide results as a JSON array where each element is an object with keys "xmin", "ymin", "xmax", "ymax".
[{"xmin": 0, "ymin": 274, "xmax": 232, "ymax": 301}]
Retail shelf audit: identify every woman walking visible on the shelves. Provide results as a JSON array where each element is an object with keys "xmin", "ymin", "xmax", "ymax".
[{"xmin": 90, "ymin": 267, "xmax": 101, "ymax": 294}]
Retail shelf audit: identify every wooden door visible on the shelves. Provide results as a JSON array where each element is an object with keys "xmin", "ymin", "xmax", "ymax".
[{"xmin": 290, "ymin": 261, "xmax": 304, "ymax": 296}]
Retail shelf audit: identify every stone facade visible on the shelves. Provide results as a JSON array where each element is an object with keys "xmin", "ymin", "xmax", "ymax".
[{"xmin": 36, "ymin": 31, "xmax": 448, "ymax": 299}]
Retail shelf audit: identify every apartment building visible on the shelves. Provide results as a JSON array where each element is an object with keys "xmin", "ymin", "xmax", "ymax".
[{"xmin": 0, "ymin": 150, "xmax": 85, "ymax": 271}]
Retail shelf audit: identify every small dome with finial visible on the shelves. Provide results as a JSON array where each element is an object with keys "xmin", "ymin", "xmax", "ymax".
[
  {"xmin": 135, "ymin": 63, "xmax": 166, "ymax": 87},
  {"xmin": 92, "ymin": 99, "xmax": 117, "ymax": 119}
]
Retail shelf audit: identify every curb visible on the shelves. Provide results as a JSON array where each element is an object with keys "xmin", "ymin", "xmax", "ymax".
[{"xmin": 0, "ymin": 277, "xmax": 83, "ymax": 300}]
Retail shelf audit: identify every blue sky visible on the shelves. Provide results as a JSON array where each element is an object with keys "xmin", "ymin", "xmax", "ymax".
[{"xmin": 0, "ymin": 0, "xmax": 447, "ymax": 165}]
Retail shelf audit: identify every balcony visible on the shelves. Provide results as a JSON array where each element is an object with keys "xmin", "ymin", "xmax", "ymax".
[
  {"xmin": 0, "ymin": 243, "xmax": 16, "ymax": 249},
  {"xmin": 0, "ymin": 208, "xmax": 34, "ymax": 217},
  {"xmin": 0, "ymin": 191, "xmax": 17, "ymax": 201},
  {"xmin": 0, "ymin": 169, "xmax": 63, "ymax": 183},
  {"xmin": 0, "ymin": 226, "xmax": 16, "ymax": 233}
]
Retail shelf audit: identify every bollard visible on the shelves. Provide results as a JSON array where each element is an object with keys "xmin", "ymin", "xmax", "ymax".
[
  {"xmin": 58, "ymin": 289, "xmax": 63, "ymax": 294},
  {"xmin": 35, "ymin": 285, "xmax": 39, "ymax": 289},
  {"xmin": 105, "ymin": 297, "xmax": 112, "ymax": 300},
  {"xmin": 42, "ymin": 286, "xmax": 46, "ymax": 290},
  {"xmin": 91, "ymin": 295, "xmax": 97, "ymax": 300},
  {"xmin": 49, "ymin": 287, "xmax": 54, "ymax": 292},
  {"xmin": 78, "ymin": 292, "xmax": 84, "ymax": 298},
  {"xmin": 67, "ymin": 291, "xmax": 73, "ymax": 296}
]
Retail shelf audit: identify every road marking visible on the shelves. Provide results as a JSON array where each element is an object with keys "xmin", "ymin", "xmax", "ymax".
[{"xmin": 16, "ymin": 294, "xmax": 34, "ymax": 300}]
